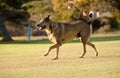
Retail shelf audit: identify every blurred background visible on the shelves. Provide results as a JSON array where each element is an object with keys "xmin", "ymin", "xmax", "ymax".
[{"xmin": 0, "ymin": 0, "xmax": 120, "ymax": 41}]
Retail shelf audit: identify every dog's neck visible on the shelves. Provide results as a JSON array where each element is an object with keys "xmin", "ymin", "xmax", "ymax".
[
  {"xmin": 45, "ymin": 21, "xmax": 56, "ymax": 34},
  {"xmin": 44, "ymin": 21, "xmax": 54, "ymax": 40},
  {"xmin": 45, "ymin": 27, "xmax": 51, "ymax": 34}
]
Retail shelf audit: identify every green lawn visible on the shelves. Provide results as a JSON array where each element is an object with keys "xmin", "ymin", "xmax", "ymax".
[{"xmin": 0, "ymin": 35, "xmax": 120, "ymax": 78}]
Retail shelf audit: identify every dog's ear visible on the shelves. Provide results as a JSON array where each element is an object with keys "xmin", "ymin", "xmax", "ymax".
[
  {"xmin": 47, "ymin": 15, "xmax": 50, "ymax": 18},
  {"xmin": 45, "ymin": 15, "xmax": 51, "ymax": 22},
  {"xmin": 46, "ymin": 15, "xmax": 50, "ymax": 20}
]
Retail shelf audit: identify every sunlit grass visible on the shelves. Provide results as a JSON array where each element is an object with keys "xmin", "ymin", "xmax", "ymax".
[{"xmin": 0, "ymin": 35, "xmax": 120, "ymax": 78}]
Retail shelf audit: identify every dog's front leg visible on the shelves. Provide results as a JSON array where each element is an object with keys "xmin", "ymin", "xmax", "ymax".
[
  {"xmin": 52, "ymin": 47, "xmax": 59, "ymax": 60},
  {"xmin": 44, "ymin": 43, "xmax": 61, "ymax": 60}
]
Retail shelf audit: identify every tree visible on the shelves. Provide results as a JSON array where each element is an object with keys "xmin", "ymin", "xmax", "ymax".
[
  {"xmin": 0, "ymin": 16, "xmax": 13, "ymax": 41},
  {"xmin": 0, "ymin": 0, "xmax": 30, "ymax": 41},
  {"xmin": 0, "ymin": 0, "xmax": 30, "ymax": 9}
]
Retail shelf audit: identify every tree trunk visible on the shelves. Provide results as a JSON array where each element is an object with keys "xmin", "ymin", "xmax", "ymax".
[{"xmin": 0, "ymin": 17, "xmax": 13, "ymax": 41}]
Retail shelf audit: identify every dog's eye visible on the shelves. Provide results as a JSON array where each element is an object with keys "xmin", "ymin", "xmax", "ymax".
[{"xmin": 37, "ymin": 24, "xmax": 40, "ymax": 27}]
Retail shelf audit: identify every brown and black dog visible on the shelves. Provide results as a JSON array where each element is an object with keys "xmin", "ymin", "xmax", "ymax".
[{"xmin": 37, "ymin": 15, "xmax": 98, "ymax": 60}]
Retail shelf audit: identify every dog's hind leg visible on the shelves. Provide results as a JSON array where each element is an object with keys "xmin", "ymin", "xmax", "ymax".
[
  {"xmin": 86, "ymin": 41, "xmax": 98, "ymax": 56},
  {"xmin": 80, "ymin": 42, "xmax": 87, "ymax": 58},
  {"xmin": 44, "ymin": 43, "xmax": 61, "ymax": 60}
]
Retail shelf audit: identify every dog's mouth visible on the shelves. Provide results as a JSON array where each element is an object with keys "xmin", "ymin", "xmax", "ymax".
[
  {"xmin": 37, "ymin": 23, "xmax": 46, "ymax": 30},
  {"xmin": 39, "ymin": 25, "xmax": 46, "ymax": 30}
]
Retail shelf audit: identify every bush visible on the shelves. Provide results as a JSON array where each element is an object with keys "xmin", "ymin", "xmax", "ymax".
[{"xmin": 92, "ymin": 17, "xmax": 119, "ymax": 33}]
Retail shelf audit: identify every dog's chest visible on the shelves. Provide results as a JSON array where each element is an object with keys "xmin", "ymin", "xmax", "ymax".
[
  {"xmin": 45, "ymin": 29, "xmax": 57, "ymax": 43},
  {"xmin": 48, "ymin": 33, "xmax": 57, "ymax": 43}
]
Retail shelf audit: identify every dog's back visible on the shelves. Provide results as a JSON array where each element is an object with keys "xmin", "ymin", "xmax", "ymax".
[{"xmin": 54, "ymin": 20, "xmax": 91, "ymax": 43}]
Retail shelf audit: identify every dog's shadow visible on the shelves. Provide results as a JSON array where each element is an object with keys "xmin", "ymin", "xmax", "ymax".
[{"xmin": 91, "ymin": 55, "xmax": 120, "ymax": 59}]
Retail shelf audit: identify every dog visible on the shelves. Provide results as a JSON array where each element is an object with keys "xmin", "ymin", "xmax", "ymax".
[{"xmin": 37, "ymin": 15, "xmax": 98, "ymax": 60}]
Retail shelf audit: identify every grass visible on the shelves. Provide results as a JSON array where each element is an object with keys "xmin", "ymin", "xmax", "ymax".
[
  {"xmin": 0, "ymin": 35, "xmax": 120, "ymax": 44},
  {"xmin": 0, "ymin": 35, "xmax": 120, "ymax": 78}
]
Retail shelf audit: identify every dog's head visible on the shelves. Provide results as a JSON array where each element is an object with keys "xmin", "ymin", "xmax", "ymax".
[{"xmin": 36, "ymin": 15, "xmax": 51, "ymax": 30}]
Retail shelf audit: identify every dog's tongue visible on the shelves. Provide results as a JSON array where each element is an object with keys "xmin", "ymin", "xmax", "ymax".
[{"xmin": 39, "ymin": 27, "xmax": 42, "ymax": 30}]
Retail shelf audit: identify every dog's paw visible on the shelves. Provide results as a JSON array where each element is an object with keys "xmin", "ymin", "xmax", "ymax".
[
  {"xmin": 52, "ymin": 57, "xmax": 58, "ymax": 60},
  {"xmin": 44, "ymin": 53, "xmax": 48, "ymax": 56},
  {"xmin": 96, "ymin": 53, "xmax": 98, "ymax": 56},
  {"xmin": 79, "ymin": 56, "xmax": 84, "ymax": 58}
]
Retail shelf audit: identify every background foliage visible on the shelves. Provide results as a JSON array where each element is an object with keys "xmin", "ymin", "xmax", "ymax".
[{"xmin": 0, "ymin": 0, "xmax": 120, "ymax": 36}]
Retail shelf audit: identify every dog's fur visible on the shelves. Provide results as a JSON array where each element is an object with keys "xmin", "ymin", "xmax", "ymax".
[{"xmin": 37, "ymin": 15, "xmax": 98, "ymax": 60}]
